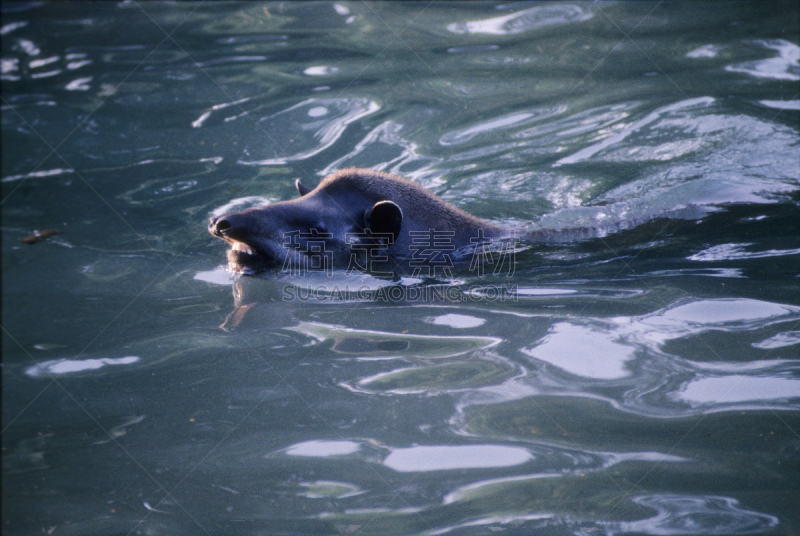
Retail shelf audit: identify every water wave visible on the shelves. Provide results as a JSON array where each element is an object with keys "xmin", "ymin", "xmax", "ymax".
[
  {"xmin": 239, "ymin": 98, "xmax": 379, "ymax": 165},
  {"xmin": 688, "ymin": 243, "xmax": 800, "ymax": 261},
  {"xmin": 321, "ymin": 120, "xmax": 439, "ymax": 180},
  {"xmin": 448, "ymin": 4, "xmax": 592, "ymax": 35},
  {"xmin": 612, "ymin": 495, "xmax": 780, "ymax": 535},
  {"xmin": 448, "ymin": 297, "xmax": 800, "ymax": 419},
  {"xmin": 25, "ymin": 356, "xmax": 140, "ymax": 378},
  {"xmin": 726, "ymin": 39, "xmax": 800, "ymax": 81},
  {"xmin": 440, "ymin": 107, "xmax": 565, "ymax": 146}
]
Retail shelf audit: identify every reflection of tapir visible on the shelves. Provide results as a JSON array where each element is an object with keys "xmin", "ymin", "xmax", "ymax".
[{"xmin": 209, "ymin": 168, "xmax": 508, "ymax": 275}]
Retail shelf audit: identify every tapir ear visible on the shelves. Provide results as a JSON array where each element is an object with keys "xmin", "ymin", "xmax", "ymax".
[
  {"xmin": 295, "ymin": 178, "xmax": 312, "ymax": 196},
  {"xmin": 365, "ymin": 200, "xmax": 403, "ymax": 241}
]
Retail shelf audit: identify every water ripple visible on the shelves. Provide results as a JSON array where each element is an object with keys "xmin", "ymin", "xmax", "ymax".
[
  {"xmin": 752, "ymin": 331, "xmax": 800, "ymax": 350},
  {"xmin": 448, "ymin": 4, "xmax": 592, "ymax": 35},
  {"xmin": 440, "ymin": 106, "xmax": 566, "ymax": 146},
  {"xmin": 688, "ymin": 242, "xmax": 800, "ymax": 261},
  {"xmin": 321, "ymin": 120, "xmax": 440, "ymax": 179},
  {"xmin": 612, "ymin": 495, "xmax": 780, "ymax": 535},
  {"xmin": 191, "ymin": 96, "xmax": 252, "ymax": 128},
  {"xmin": 2, "ymin": 167, "xmax": 74, "ymax": 183},
  {"xmin": 554, "ymin": 97, "xmax": 715, "ymax": 167},
  {"xmin": 350, "ymin": 353, "xmax": 520, "ymax": 396},
  {"xmin": 528, "ymin": 105, "xmax": 799, "ymax": 231},
  {"xmin": 726, "ymin": 39, "xmax": 800, "ymax": 81},
  {"xmin": 239, "ymin": 98, "xmax": 379, "ymax": 165},
  {"xmin": 451, "ymin": 297, "xmax": 800, "ymax": 418},
  {"xmin": 25, "ymin": 356, "xmax": 140, "ymax": 378}
]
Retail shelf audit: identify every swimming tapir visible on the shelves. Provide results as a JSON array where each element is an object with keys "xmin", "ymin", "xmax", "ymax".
[{"xmin": 208, "ymin": 168, "xmax": 508, "ymax": 276}]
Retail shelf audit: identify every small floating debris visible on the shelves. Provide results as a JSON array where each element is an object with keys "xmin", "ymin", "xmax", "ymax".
[{"xmin": 21, "ymin": 229, "xmax": 62, "ymax": 244}]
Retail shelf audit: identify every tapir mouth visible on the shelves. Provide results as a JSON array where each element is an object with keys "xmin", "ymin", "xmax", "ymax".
[
  {"xmin": 224, "ymin": 239, "xmax": 281, "ymax": 273},
  {"xmin": 225, "ymin": 237, "xmax": 269, "ymax": 274},
  {"xmin": 229, "ymin": 240, "xmax": 255, "ymax": 257}
]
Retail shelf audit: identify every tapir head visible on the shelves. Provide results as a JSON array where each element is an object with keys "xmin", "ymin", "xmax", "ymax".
[{"xmin": 208, "ymin": 176, "xmax": 403, "ymax": 274}]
